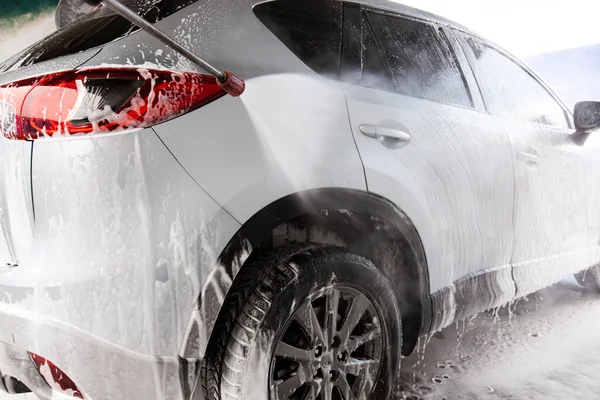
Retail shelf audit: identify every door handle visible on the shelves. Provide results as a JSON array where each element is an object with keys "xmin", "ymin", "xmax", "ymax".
[
  {"xmin": 517, "ymin": 147, "xmax": 542, "ymax": 167},
  {"xmin": 359, "ymin": 124, "xmax": 411, "ymax": 149},
  {"xmin": 516, "ymin": 148, "xmax": 542, "ymax": 166}
]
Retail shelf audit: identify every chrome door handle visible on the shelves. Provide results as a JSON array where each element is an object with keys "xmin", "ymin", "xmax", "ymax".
[{"xmin": 359, "ymin": 124, "xmax": 411, "ymax": 149}]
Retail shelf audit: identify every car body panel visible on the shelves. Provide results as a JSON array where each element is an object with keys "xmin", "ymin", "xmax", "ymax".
[
  {"xmin": 509, "ymin": 121, "xmax": 600, "ymax": 296},
  {"xmin": 0, "ymin": 128, "xmax": 239, "ymax": 398},
  {"xmin": 428, "ymin": 263, "xmax": 515, "ymax": 333},
  {"xmin": 342, "ymin": 85, "xmax": 516, "ymax": 295},
  {"xmin": 0, "ymin": 140, "xmax": 33, "ymax": 268},
  {"xmin": 0, "ymin": 305, "xmax": 190, "ymax": 399},
  {"xmin": 454, "ymin": 32, "xmax": 600, "ymax": 297},
  {"xmin": 0, "ymin": 129, "xmax": 240, "ymax": 357},
  {"xmin": 153, "ymin": 75, "xmax": 367, "ymax": 223}
]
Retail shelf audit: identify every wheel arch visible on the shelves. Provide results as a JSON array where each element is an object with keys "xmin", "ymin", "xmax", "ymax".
[{"xmin": 183, "ymin": 188, "xmax": 431, "ymax": 362}]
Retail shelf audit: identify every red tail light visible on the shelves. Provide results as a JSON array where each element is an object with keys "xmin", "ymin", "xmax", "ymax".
[
  {"xmin": 0, "ymin": 68, "xmax": 226, "ymax": 140},
  {"xmin": 29, "ymin": 353, "xmax": 85, "ymax": 398}
]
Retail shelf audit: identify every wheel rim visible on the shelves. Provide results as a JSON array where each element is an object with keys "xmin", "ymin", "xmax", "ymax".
[{"xmin": 269, "ymin": 286, "xmax": 384, "ymax": 400}]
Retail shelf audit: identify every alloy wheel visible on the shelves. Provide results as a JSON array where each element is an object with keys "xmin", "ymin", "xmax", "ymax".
[{"xmin": 269, "ymin": 286, "xmax": 384, "ymax": 400}]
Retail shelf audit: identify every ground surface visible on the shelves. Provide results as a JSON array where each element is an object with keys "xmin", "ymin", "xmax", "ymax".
[
  {"xmin": 2, "ymin": 278, "xmax": 599, "ymax": 400},
  {"xmin": 395, "ymin": 277, "xmax": 600, "ymax": 399}
]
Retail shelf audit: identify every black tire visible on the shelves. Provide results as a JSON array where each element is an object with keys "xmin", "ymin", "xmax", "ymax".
[
  {"xmin": 203, "ymin": 245, "xmax": 402, "ymax": 400},
  {"xmin": 575, "ymin": 265, "xmax": 600, "ymax": 292}
]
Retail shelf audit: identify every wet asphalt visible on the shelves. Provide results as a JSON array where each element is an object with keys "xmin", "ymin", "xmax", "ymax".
[{"xmin": 396, "ymin": 277, "xmax": 600, "ymax": 399}]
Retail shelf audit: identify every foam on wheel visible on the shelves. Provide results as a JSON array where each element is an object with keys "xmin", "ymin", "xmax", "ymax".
[{"xmin": 205, "ymin": 245, "xmax": 402, "ymax": 400}]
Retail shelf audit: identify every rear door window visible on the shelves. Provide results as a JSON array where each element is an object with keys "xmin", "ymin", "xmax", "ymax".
[
  {"xmin": 0, "ymin": 0, "xmax": 197, "ymax": 72},
  {"xmin": 360, "ymin": 10, "xmax": 473, "ymax": 108},
  {"xmin": 253, "ymin": 0, "xmax": 343, "ymax": 77}
]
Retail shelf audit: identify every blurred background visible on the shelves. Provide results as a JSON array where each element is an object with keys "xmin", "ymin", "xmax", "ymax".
[{"xmin": 0, "ymin": 1, "xmax": 55, "ymax": 64}]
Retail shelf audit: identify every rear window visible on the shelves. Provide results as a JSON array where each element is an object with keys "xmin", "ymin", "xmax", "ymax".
[
  {"xmin": 253, "ymin": 0, "xmax": 343, "ymax": 77},
  {"xmin": 0, "ymin": 0, "xmax": 198, "ymax": 72}
]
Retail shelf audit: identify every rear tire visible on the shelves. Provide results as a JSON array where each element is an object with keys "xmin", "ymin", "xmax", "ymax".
[{"xmin": 203, "ymin": 246, "xmax": 402, "ymax": 400}]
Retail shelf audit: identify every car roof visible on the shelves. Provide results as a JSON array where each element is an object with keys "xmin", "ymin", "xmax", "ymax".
[
  {"xmin": 56, "ymin": 0, "xmax": 478, "ymax": 35},
  {"xmin": 344, "ymin": 0, "xmax": 476, "ymax": 35}
]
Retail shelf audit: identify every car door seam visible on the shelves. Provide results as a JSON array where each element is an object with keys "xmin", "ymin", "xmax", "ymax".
[{"xmin": 340, "ymin": 84, "xmax": 369, "ymax": 191}]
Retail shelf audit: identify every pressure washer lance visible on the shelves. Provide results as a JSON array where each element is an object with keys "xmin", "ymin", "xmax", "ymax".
[{"xmin": 83, "ymin": 0, "xmax": 245, "ymax": 97}]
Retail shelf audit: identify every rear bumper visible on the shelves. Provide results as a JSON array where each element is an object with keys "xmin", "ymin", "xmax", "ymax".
[
  {"xmin": 0, "ymin": 302, "xmax": 189, "ymax": 399},
  {"xmin": 0, "ymin": 129, "xmax": 240, "ymax": 399}
]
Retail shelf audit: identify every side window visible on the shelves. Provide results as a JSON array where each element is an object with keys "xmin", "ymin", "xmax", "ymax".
[
  {"xmin": 253, "ymin": 0, "xmax": 342, "ymax": 77},
  {"xmin": 361, "ymin": 11, "xmax": 473, "ymax": 108},
  {"xmin": 463, "ymin": 36, "xmax": 569, "ymax": 128}
]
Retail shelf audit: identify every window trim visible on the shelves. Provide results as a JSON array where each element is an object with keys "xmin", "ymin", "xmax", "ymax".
[
  {"xmin": 340, "ymin": 2, "xmax": 362, "ymax": 85},
  {"xmin": 441, "ymin": 26, "xmax": 487, "ymax": 112},
  {"xmin": 456, "ymin": 31, "xmax": 573, "ymax": 129}
]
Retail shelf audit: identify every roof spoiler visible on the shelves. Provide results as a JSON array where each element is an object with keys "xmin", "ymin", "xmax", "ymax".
[{"xmin": 55, "ymin": 0, "xmax": 100, "ymax": 29}]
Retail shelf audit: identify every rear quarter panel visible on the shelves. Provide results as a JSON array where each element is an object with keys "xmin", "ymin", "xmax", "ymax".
[
  {"xmin": 5, "ymin": 130, "xmax": 239, "ymax": 357},
  {"xmin": 77, "ymin": 0, "xmax": 367, "ymax": 222}
]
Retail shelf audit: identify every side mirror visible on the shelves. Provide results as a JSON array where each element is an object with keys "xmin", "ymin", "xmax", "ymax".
[{"xmin": 574, "ymin": 101, "xmax": 600, "ymax": 133}]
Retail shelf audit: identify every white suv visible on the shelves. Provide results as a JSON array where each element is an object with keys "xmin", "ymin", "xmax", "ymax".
[{"xmin": 0, "ymin": 0, "xmax": 599, "ymax": 399}]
